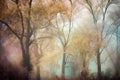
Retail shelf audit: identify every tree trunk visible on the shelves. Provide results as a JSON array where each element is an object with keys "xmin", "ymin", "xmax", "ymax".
[
  {"xmin": 97, "ymin": 48, "xmax": 101, "ymax": 80},
  {"xmin": 25, "ymin": 0, "xmax": 33, "ymax": 73},
  {"xmin": 81, "ymin": 57, "xmax": 88, "ymax": 80},
  {"xmin": 36, "ymin": 65, "xmax": 41, "ymax": 80},
  {"xmin": 61, "ymin": 48, "xmax": 66, "ymax": 80}
]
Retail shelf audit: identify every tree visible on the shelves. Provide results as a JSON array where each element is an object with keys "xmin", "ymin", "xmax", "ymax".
[
  {"xmin": 53, "ymin": 1, "xmax": 72, "ymax": 79},
  {"xmin": 81, "ymin": 0, "xmax": 114, "ymax": 79},
  {"xmin": 107, "ymin": 2, "xmax": 120, "ymax": 76},
  {"xmin": 40, "ymin": 0, "xmax": 73, "ymax": 79},
  {"xmin": 0, "ymin": 0, "xmax": 34, "ymax": 79},
  {"xmin": 69, "ymin": 25, "xmax": 101, "ymax": 79}
]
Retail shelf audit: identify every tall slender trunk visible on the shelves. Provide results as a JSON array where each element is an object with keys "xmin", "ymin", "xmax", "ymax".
[
  {"xmin": 81, "ymin": 55, "xmax": 88, "ymax": 80},
  {"xmin": 97, "ymin": 48, "xmax": 101, "ymax": 80},
  {"xmin": 20, "ymin": 37, "xmax": 32, "ymax": 80},
  {"xmin": 61, "ymin": 48, "xmax": 66, "ymax": 80},
  {"xmin": 25, "ymin": 46, "xmax": 32, "ymax": 72},
  {"xmin": 20, "ymin": 40, "xmax": 26, "ymax": 66},
  {"xmin": 92, "ymin": 12, "xmax": 102, "ymax": 80},
  {"xmin": 25, "ymin": 0, "xmax": 33, "ymax": 73},
  {"xmin": 36, "ymin": 65, "xmax": 41, "ymax": 80}
]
